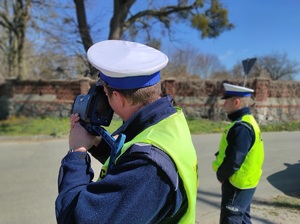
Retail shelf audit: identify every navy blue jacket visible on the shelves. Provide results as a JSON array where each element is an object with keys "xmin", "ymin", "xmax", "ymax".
[
  {"xmin": 216, "ymin": 107, "xmax": 255, "ymax": 182},
  {"xmin": 55, "ymin": 95, "xmax": 186, "ymax": 224}
]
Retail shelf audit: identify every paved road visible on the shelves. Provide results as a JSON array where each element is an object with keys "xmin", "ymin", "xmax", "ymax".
[
  {"xmin": 193, "ymin": 131, "xmax": 300, "ymax": 223},
  {"xmin": 0, "ymin": 132, "xmax": 299, "ymax": 224}
]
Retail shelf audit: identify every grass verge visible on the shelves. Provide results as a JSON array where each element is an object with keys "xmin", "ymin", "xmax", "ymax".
[{"xmin": 0, "ymin": 116, "xmax": 299, "ymax": 137}]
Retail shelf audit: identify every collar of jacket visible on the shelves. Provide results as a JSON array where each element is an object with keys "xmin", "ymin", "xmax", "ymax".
[
  {"xmin": 227, "ymin": 107, "xmax": 251, "ymax": 122},
  {"xmin": 112, "ymin": 95, "xmax": 177, "ymax": 142}
]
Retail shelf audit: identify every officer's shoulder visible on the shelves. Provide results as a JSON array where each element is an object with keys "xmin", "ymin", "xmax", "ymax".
[
  {"xmin": 232, "ymin": 120, "xmax": 255, "ymax": 139},
  {"xmin": 127, "ymin": 143, "xmax": 179, "ymax": 190},
  {"xmin": 235, "ymin": 120, "xmax": 253, "ymax": 130}
]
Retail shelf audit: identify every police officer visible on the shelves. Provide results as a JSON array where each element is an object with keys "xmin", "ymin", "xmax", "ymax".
[
  {"xmin": 55, "ymin": 40, "xmax": 198, "ymax": 223},
  {"xmin": 212, "ymin": 83, "xmax": 264, "ymax": 224}
]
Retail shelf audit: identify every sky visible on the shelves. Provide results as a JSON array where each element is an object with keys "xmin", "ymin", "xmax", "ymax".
[
  {"xmin": 163, "ymin": 0, "xmax": 300, "ymax": 80},
  {"xmin": 83, "ymin": 0, "xmax": 300, "ymax": 80}
]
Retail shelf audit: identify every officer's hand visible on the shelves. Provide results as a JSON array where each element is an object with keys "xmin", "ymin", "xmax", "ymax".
[
  {"xmin": 70, "ymin": 113, "xmax": 80, "ymax": 129},
  {"xmin": 69, "ymin": 113, "xmax": 95, "ymax": 151}
]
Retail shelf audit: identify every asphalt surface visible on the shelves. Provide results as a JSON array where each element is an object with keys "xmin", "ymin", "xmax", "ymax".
[{"xmin": 0, "ymin": 131, "xmax": 299, "ymax": 224}]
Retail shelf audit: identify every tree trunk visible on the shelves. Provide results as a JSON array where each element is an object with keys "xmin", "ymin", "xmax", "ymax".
[
  {"xmin": 73, "ymin": 0, "xmax": 94, "ymax": 52},
  {"xmin": 74, "ymin": 0, "xmax": 99, "ymax": 76},
  {"xmin": 16, "ymin": 0, "xmax": 31, "ymax": 80},
  {"xmin": 108, "ymin": 0, "xmax": 135, "ymax": 40}
]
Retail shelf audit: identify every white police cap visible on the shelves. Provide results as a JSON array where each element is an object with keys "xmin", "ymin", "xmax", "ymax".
[
  {"xmin": 222, "ymin": 83, "xmax": 254, "ymax": 99},
  {"xmin": 87, "ymin": 40, "xmax": 168, "ymax": 89}
]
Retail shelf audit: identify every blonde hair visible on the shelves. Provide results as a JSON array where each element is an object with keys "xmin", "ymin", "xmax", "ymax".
[
  {"xmin": 105, "ymin": 82, "xmax": 161, "ymax": 106},
  {"xmin": 236, "ymin": 96, "xmax": 255, "ymax": 108}
]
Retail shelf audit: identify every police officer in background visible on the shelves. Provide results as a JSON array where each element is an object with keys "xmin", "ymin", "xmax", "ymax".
[
  {"xmin": 55, "ymin": 40, "xmax": 198, "ymax": 223},
  {"xmin": 212, "ymin": 83, "xmax": 264, "ymax": 224}
]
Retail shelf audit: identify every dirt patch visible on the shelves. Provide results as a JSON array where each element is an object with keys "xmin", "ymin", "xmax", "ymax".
[{"xmin": 251, "ymin": 194, "xmax": 300, "ymax": 224}]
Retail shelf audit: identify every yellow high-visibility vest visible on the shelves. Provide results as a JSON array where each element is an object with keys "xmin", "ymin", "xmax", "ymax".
[
  {"xmin": 213, "ymin": 114, "xmax": 264, "ymax": 189},
  {"xmin": 100, "ymin": 108, "xmax": 198, "ymax": 223}
]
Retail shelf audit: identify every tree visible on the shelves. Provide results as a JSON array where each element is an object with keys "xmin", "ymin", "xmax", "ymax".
[
  {"xmin": 230, "ymin": 52, "xmax": 300, "ymax": 81},
  {"xmin": 194, "ymin": 53, "xmax": 225, "ymax": 79},
  {"xmin": 0, "ymin": 0, "xmax": 91, "ymax": 80},
  {"xmin": 255, "ymin": 52, "xmax": 300, "ymax": 80},
  {"xmin": 109, "ymin": 0, "xmax": 234, "ymax": 40},
  {"xmin": 0, "ymin": 0, "xmax": 235, "ymax": 79},
  {"xmin": 0, "ymin": 0, "xmax": 32, "ymax": 79},
  {"xmin": 165, "ymin": 47, "xmax": 224, "ymax": 79},
  {"xmin": 210, "ymin": 69, "xmax": 231, "ymax": 80},
  {"xmin": 74, "ymin": 0, "xmax": 234, "ymax": 76},
  {"xmin": 230, "ymin": 63, "xmax": 245, "ymax": 79},
  {"xmin": 166, "ymin": 48, "xmax": 195, "ymax": 79}
]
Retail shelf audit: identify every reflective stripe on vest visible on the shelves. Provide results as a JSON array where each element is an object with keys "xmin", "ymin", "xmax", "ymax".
[
  {"xmin": 100, "ymin": 108, "xmax": 198, "ymax": 223},
  {"xmin": 212, "ymin": 114, "xmax": 264, "ymax": 189}
]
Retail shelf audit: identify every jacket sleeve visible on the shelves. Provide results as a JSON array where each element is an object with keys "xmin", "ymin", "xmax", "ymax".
[
  {"xmin": 55, "ymin": 149, "xmax": 179, "ymax": 224},
  {"xmin": 216, "ymin": 123, "xmax": 254, "ymax": 182}
]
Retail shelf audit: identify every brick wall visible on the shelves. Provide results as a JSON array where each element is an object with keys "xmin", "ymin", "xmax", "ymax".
[
  {"xmin": 0, "ymin": 78, "xmax": 93, "ymax": 119},
  {"xmin": 161, "ymin": 78, "xmax": 300, "ymax": 123},
  {"xmin": 1, "ymin": 78, "xmax": 300, "ymax": 123}
]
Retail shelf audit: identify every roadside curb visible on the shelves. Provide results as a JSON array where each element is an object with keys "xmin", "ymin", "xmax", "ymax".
[{"xmin": 0, "ymin": 135, "xmax": 68, "ymax": 142}]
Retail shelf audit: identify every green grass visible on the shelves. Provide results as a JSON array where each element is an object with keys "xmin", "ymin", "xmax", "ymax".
[
  {"xmin": 0, "ymin": 116, "xmax": 299, "ymax": 137},
  {"xmin": 0, "ymin": 116, "xmax": 122, "ymax": 137},
  {"xmin": 186, "ymin": 117, "xmax": 229, "ymax": 134},
  {"xmin": 260, "ymin": 121, "xmax": 300, "ymax": 132},
  {"xmin": 0, "ymin": 116, "xmax": 70, "ymax": 137}
]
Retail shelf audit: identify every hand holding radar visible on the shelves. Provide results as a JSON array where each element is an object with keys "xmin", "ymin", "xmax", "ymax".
[{"xmin": 71, "ymin": 84, "xmax": 126, "ymax": 166}]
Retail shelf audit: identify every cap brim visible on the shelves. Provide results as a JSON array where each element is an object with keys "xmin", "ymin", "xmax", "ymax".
[
  {"xmin": 221, "ymin": 95, "xmax": 232, "ymax": 99},
  {"xmin": 221, "ymin": 93, "xmax": 252, "ymax": 99}
]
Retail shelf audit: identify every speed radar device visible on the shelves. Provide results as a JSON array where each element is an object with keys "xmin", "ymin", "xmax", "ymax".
[
  {"xmin": 71, "ymin": 84, "xmax": 114, "ymax": 134},
  {"xmin": 72, "ymin": 84, "xmax": 126, "ymax": 169}
]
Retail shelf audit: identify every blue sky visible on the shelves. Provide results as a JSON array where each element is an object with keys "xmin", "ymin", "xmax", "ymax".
[
  {"xmin": 86, "ymin": 0, "xmax": 300, "ymax": 80},
  {"xmin": 164, "ymin": 0, "xmax": 300, "ymax": 80}
]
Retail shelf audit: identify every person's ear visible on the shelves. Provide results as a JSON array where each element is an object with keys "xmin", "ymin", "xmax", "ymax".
[
  {"xmin": 103, "ymin": 86, "xmax": 109, "ymax": 96},
  {"xmin": 234, "ymin": 98, "xmax": 241, "ymax": 107},
  {"xmin": 113, "ymin": 91, "xmax": 126, "ymax": 108}
]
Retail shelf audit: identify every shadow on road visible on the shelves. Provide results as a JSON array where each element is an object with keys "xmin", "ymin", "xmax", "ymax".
[
  {"xmin": 267, "ymin": 161, "xmax": 300, "ymax": 198},
  {"xmin": 196, "ymin": 187, "xmax": 300, "ymax": 224},
  {"xmin": 197, "ymin": 189, "xmax": 220, "ymax": 208},
  {"xmin": 252, "ymin": 197, "xmax": 300, "ymax": 210},
  {"xmin": 196, "ymin": 189, "xmax": 273, "ymax": 223}
]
